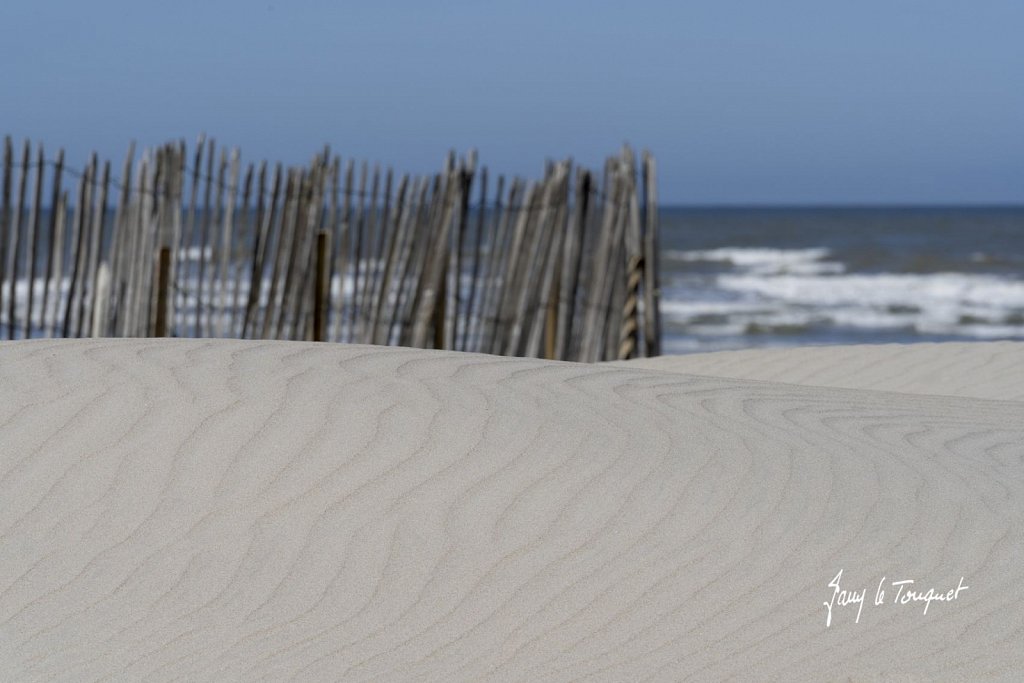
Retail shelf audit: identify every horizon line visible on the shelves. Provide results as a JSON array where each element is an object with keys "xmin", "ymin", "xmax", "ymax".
[{"xmin": 661, "ymin": 201, "xmax": 1024, "ymax": 210}]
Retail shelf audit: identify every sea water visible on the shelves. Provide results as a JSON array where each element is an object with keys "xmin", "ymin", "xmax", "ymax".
[{"xmin": 659, "ymin": 206, "xmax": 1024, "ymax": 353}]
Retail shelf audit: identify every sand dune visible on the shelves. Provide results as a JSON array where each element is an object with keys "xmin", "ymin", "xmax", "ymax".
[
  {"xmin": 1, "ymin": 339, "xmax": 1021, "ymax": 681},
  {"xmin": 614, "ymin": 342, "xmax": 1024, "ymax": 401}
]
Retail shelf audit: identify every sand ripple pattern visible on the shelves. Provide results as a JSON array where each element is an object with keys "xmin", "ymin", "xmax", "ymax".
[
  {"xmin": 614, "ymin": 341, "xmax": 1024, "ymax": 401},
  {"xmin": 0, "ymin": 339, "xmax": 1021, "ymax": 681}
]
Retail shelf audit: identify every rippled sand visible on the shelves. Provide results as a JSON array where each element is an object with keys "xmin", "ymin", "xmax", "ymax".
[{"xmin": 1, "ymin": 339, "xmax": 1020, "ymax": 681}]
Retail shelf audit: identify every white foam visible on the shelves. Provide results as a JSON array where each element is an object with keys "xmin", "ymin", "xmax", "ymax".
[
  {"xmin": 659, "ymin": 262, "xmax": 1024, "ymax": 342},
  {"xmin": 660, "ymin": 299, "xmax": 777, "ymax": 318},
  {"xmin": 180, "ymin": 246, "xmax": 214, "ymax": 261},
  {"xmin": 717, "ymin": 272, "xmax": 1024, "ymax": 310},
  {"xmin": 665, "ymin": 247, "xmax": 844, "ymax": 275}
]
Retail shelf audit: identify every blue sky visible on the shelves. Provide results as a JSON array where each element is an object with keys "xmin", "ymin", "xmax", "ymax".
[{"xmin": 1, "ymin": 0, "xmax": 1022, "ymax": 204}]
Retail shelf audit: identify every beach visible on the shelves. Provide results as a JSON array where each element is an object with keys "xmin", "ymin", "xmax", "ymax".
[
  {"xmin": 4, "ymin": 0, "xmax": 1022, "ymax": 678},
  {"xmin": 1, "ymin": 338, "xmax": 1021, "ymax": 680}
]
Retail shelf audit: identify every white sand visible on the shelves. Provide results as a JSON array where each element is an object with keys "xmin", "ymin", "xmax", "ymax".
[
  {"xmin": 614, "ymin": 341, "xmax": 1024, "ymax": 401},
  {"xmin": 1, "ymin": 338, "xmax": 1021, "ymax": 681}
]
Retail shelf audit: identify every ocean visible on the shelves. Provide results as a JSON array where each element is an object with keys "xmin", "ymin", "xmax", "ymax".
[{"xmin": 658, "ymin": 206, "xmax": 1024, "ymax": 354}]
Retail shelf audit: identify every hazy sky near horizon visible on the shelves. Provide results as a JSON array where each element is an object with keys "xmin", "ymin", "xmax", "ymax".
[{"xmin": 2, "ymin": 0, "xmax": 1021, "ymax": 204}]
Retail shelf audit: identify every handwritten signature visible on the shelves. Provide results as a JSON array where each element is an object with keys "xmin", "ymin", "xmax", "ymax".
[{"xmin": 824, "ymin": 569, "xmax": 968, "ymax": 627}]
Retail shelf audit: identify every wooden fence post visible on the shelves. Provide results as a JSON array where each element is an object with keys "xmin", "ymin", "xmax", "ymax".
[
  {"xmin": 24, "ymin": 143, "xmax": 45, "ymax": 338},
  {"xmin": 154, "ymin": 246, "xmax": 171, "ymax": 337},
  {"xmin": 8, "ymin": 139, "xmax": 30, "ymax": 339},
  {"xmin": 641, "ymin": 151, "xmax": 661, "ymax": 357},
  {"xmin": 314, "ymin": 230, "xmax": 330, "ymax": 342},
  {"xmin": 41, "ymin": 149, "xmax": 64, "ymax": 338}
]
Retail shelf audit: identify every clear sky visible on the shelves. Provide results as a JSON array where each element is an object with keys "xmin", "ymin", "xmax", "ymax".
[{"xmin": 2, "ymin": 0, "xmax": 1021, "ymax": 205}]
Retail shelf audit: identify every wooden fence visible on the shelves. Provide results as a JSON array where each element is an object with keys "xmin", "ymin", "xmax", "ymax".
[{"xmin": 0, "ymin": 136, "xmax": 660, "ymax": 361}]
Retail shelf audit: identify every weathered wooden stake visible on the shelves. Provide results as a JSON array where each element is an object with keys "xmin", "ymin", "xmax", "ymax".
[
  {"xmin": 8, "ymin": 139, "xmax": 30, "ymax": 339},
  {"xmin": 25, "ymin": 143, "xmax": 45, "ymax": 338},
  {"xmin": 314, "ymin": 230, "xmax": 330, "ymax": 342},
  {"xmin": 641, "ymin": 151, "xmax": 661, "ymax": 357},
  {"xmin": 41, "ymin": 149, "xmax": 65, "ymax": 338},
  {"xmin": 154, "ymin": 246, "xmax": 171, "ymax": 337}
]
